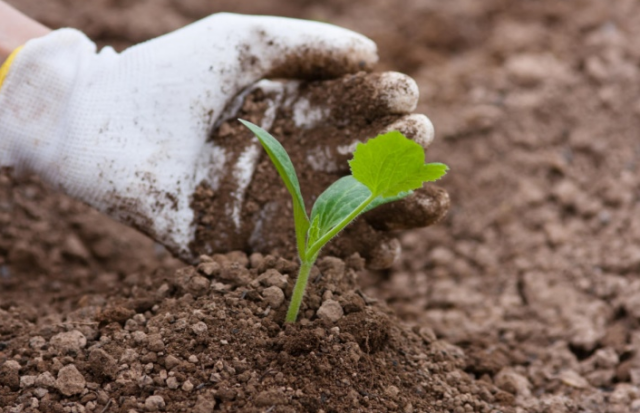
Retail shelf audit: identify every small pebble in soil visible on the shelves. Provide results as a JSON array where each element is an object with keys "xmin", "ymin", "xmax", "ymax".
[
  {"xmin": 316, "ymin": 299, "xmax": 344, "ymax": 322},
  {"xmin": 165, "ymin": 355, "xmax": 181, "ymax": 370},
  {"xmin": 0, "ymin": 360, "xmax": 21, "ymax": 390},
  {"xmin": 494, "ymin": 367, "xmax": 532, "ymax": 397},
  {"xmin": 192, "ymin": 321, "xmax": 208, "ymax": 335},
  {"xmin": 28, "ymin": 336, "xmax": 46, "ymax": 350},
  {"xmin": 198, "ymin": 261, "xmax": 221, "ymax": 276},
  {"xmin": 147, "ymin": 334, "xmax": 165, "ymax": 352},
  {"xmin": 55, "ymin": 364, "xmax": 86, "ymax": 396},
  {"xmin": 182, "ymin": 380, "xmax": 194, "ymax": 392},
  {"xmin": 194, "ymin": 392, "xmax": 217, "ymax": 412},
  {"xmin": 145, "ymin": 395, "xmax": 166, "ymax": 411},
  {"xmin": 385, "ymin": 385, "xmax": 400, "ymax": 399},
  {"xmin": 262, "ymin": 286, "xmax": 285, "ymax": 308},
  {"xmin": 50, "ymin": 330, "xmax": 87, "ymax": 354},
  {"xmin": 249, "ymin": 252, "xmax": 264, "ymax": 269},
  {"xmin": 33, "ymin": 387, "xmax": 48, "ymax": 398},
  {"xmin": 261, "ymin": 269, "xmax": 288, "ymax": 289},
  {"xmin": 19, "ymin": 375, "xmax": 36, "ymax": 388},
  {"xmin": 35, "ymin": 371, "xmax": 55, "ymax": 388},
  {"xmin": 166, "ymin": 376, "xmax": 179, "ymax": 389},
  {"xmin": 132, "ymin": 330, "xmax": 148, "ymax": 345}
]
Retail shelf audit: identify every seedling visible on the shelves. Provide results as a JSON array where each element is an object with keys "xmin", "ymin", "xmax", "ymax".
[{"xmin": 240, "ymin": 119, "xmax": 448, "ymax": 322}]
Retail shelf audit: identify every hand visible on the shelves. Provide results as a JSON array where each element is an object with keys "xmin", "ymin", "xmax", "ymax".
[
  {"xmin": 0, "ymin": 13, "xmax": 449, "ymax": 267},
  {"xmin": 0, "ymin": 2, "xmax": 50, "ymax": 62},
  {"xmin": 197, "ymin": 73, "xmax": 449, "ymax": 269}
]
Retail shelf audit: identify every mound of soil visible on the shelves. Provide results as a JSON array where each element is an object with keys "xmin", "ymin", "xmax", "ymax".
[
  {"xmin": 0, "ymin": 250, "xmax": 512, "ymax": 412},
  {"xmin": 3, "ymin": 0, "xmax": 640, "ymax": 412}
]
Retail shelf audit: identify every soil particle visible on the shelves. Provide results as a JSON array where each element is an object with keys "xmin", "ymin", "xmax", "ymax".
[
  {"xmin": 50, "ymin": 330, "xmax": 87, "ymax": 355},
  {"xmin": 147, "ymin": 334, "xmax": 166, "ymax": 352},
  {"xmin": 35, "ymin": 371, "xmax": 55, "ymax": 388},
  {"xmin": 97, "ymin": 306, "xmax": 137, "ymax": 326},
  {"xmin": 262, "ymin": 285, "xmax": 285, "ymax": 309},
  {"xmin": 338, "ymin": 290, "xmax": 366, "ymax": 314},
  {"xmin": 19, "ymin": 375, "xmax": 36, "ymax": 389},
  {"xmin": 0, "ymin": 361, "xmax": 20, "ymax": 391},
  {"xmin": 145, "ymin": 394, "xmax": 166, "ymax": 411},
  {"xmin": 88, "ymin": 348, "xmax": 117, "ymax": 380},
  {"xmin": 494, "ymin": 367, "xmax": 532, "ymax": 398},
  {"xmin": 316, "ymin": 299, "xmax": 344, "ymax": 322},
  {"xmin": 338, "ymin": 310, "xmax": 390, "ymax": 354},
  {"xmin": 254, "ymin": 268, "xmax": 289, "ymax": 289},
  {"xmin": 55, "ymin": 364, "xmax": 85, "ymax": 396}
]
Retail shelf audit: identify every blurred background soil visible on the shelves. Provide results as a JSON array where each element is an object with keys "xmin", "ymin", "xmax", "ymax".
[{"xmin": 3, "ymin": 0, "xmax": 640, "ymax": 411}]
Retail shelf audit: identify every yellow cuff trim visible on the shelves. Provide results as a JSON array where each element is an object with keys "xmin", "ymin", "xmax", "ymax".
[{"xmin": 0, "ymin": 46, "xmax": 23, "ymax": 91}]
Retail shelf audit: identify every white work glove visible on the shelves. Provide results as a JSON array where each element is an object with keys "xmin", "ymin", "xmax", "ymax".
[{"xmin": 0, "ymin": 13, "xmax": 449, "ymax": 267}]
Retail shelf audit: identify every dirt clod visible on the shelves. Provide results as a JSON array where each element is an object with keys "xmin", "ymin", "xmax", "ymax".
[
  {"xmin": 145, "ymin": 395, "xmax": 166, "ymax": 411},
  {"xmin": 50, "ymin": 330, "xmax": 87, "ymax": 355},
  {"xmin": 0, "ymin": 361, "xmax": 20, "ymax": 391},
  {"xmin": 55, "ymin": 364, "xmax": 85, "ymax": 396},
  {"xmin": 316, "ymin": 299, "xmax": 344, "ymax": 322},
  {"xmin": 262, "ymin": 285, "xmax": 285, "ymax": 309}
]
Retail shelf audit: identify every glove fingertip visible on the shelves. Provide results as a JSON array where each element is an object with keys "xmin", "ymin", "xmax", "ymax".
[{"xmin": 365, "ymin": 184, "xmax": 450, "ymax": 231}]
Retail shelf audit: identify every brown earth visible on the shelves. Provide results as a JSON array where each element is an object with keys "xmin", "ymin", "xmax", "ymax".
[{"xmin": 3, "ymin": 0, "xmax": 640, "ymax": 412}]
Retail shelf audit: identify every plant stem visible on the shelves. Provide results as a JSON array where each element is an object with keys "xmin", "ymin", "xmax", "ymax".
[
  {"xmin": 285, "ymin": 259, "xmax": 315, "ymax": 323},
  {"xmin": 286, "ymin": 193, "xmax": 377, "ymax": 323}
]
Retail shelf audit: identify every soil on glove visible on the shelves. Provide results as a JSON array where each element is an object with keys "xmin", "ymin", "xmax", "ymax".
[
  {"xmin": 189, "ymin": 74, "xmax": 448, "ymax": 266},
  {"xmin": 3, "ymin": 0, "xmax": 640, "ymax": 412}
]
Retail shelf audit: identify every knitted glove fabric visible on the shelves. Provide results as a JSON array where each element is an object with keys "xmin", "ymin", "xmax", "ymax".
[{"xmin": 0, "ymin": 14, "xmax": 377, "ymax": 258}]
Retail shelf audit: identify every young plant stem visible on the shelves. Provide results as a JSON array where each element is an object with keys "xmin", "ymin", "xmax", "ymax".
[
  {"xmin": 285, "ymin": 259, "xmax": 315, "ymax": 323},
  {"xmin": 285, "ymin": 193, "xmax": 377, "ymax": 323}
]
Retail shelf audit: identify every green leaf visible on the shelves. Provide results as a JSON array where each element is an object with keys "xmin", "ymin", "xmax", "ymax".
[
  {"xmin": 309, "ymin": 176, "xmax": 371, "ymax": 243},
  {"xmin": 239, "ymin": 119, "xmax": 309, "ymax": 255},
  {"xmin": 349, "ymin": 131, "xmax": 448, "ymax": 198},
  {"xmin": 308, "ymin": 176, "xmax": 412, "ymax": 249},
  {"xmin": 421, "ymin": 162, "xmax": 449, "ymax": 182},
  {"xmin": 364, "ymin": 190, "xmax": 413, "ymax": 212},
  {"xmin": 307, "ymin": 215, "xmax": 321, "ymax": 248}
]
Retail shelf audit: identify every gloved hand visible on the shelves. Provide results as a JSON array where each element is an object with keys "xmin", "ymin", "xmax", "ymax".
[{"xmin": 0, "ymin": 13, "xmax": 449, "ymax": 267}]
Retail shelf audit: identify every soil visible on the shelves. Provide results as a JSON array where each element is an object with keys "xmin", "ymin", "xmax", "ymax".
[{"xmin": 3, "ymin": 0, "xmax": 640, "ymax": 412}]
